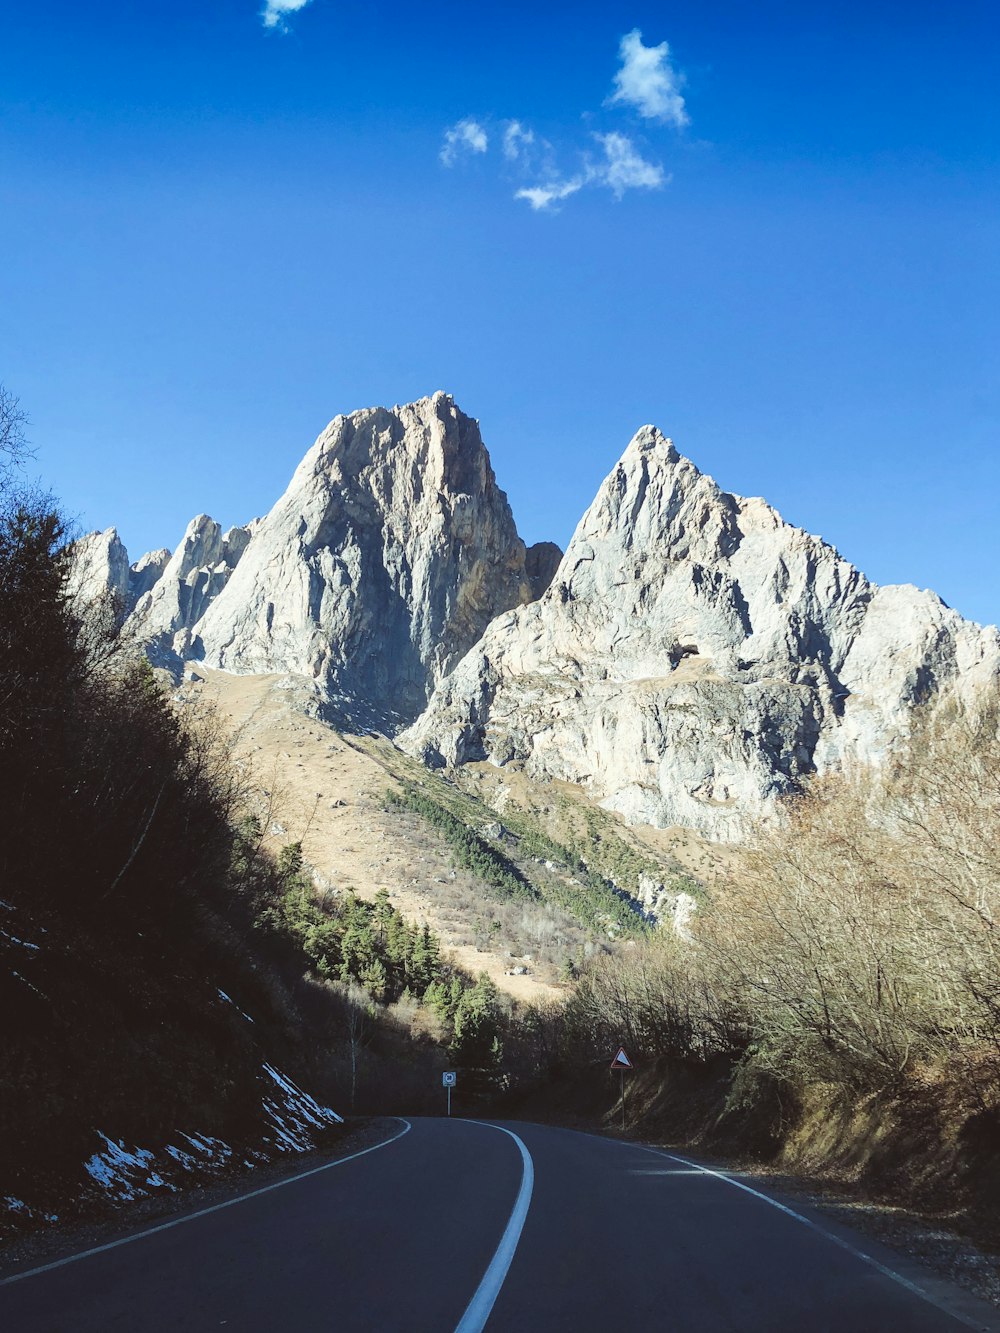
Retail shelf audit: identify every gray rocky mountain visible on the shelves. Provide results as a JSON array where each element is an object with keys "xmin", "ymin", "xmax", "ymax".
[
  {"xmin": 525, "ymin": 541, "xmax": 563, "ymax": 602},
  {"xmin": 67, "ymin": 530, "xmax": 173, "ymax": 619},
  {"xmin": 129, "ymin": 547, "xmax": 172, "ymax": 602},
  {"xmin": 70, "ymin": 400, "xmax": 998, "ymax": 841},
  {"xmin": 401, "ymin": 426, "xmax": 1000, "ymax": 839},
  {"xmin": 128, "ymin": 515, "xmax": 260, "ymax": 666},
  {"xmin": 74, "ymin": 394, "xmax": 559, "ymax": 728},
  {"xmin": 188, "ymin": 393, "xmax": 549, "ymax": 727},
  {"xmin": 67, "ymin": 527, "xmax": 131, "ymax": 612}
]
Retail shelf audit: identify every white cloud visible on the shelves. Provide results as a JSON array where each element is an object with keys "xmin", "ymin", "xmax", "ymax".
[
  {"xmin": 607, "ymin": 29, "xmax": 689, "ymax": 127},
  {"xmin": 444, "ymin": 30, "xmax": 683, "ymax": 213},
  {"xmin": 591, "ymin": 132, "xmax": 666, "ymax": 198},
  {"xmin": 503, "ymin": 120, "xmax": 536, "ymax": 162},
  {"xmin": 261, "ymin": 0, "xmax": 312, "ymax": 32},
  {"xmin": 514, "ymin": 178, "xmax": 584, "ymax": 211},
  {"xmin": 513, "ymin": 135, "xmax": 665, "ymax": 210},
  {"xmin": 440, "ymin": 119, "xmax": 489, "ymax": 167}
]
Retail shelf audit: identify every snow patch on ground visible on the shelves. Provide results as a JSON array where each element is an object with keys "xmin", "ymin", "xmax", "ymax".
[
  {"xmin": 1, "ymin": 928, "xmax": 40, "ymax": 951},
  {"xmin": 79, "ymin": 1069, "xmax": 340, "ymax": 1210},
  {"xmin": 10, "ymin": 970, "xmax": 47, "ymax": 998},
  {"xmin": 3, "ymin": 1196, "xmax": 58, "ymax": 1224},
  {"xmin": 84, "ymin": 1130, "xmax": 235, "ymax": 1204},
  {"xmin": 178, "ymin": 1132, "xmax": 233, "ymax": 1163},
  {"xmin": 217, "ymin": 987, "xmax": 255, "ymax": 1023},
  {"xmin": 12, "ymin": 1068, "xmax": 342, "ymax": 1230},
  {"xmin": 84, "ymin": 1134, "xmax": 164, "ymax": 1203},
  {"xmin": 163, "ymin": 1144, "xmax": 196, "ymax": 1170},
  {"xmin": 261, "ymin": 1062, "xmax": 343, "ymax": 1152}
]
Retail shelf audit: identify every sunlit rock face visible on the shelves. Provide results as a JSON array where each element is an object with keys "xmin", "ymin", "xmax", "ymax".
[
  {"xmin": 401, "ymin": 426, "xmax": 1000, "ymax": 839},
  {"xmin": 127, "ymin": 516, "xmax": 260, "ymax": 667},
  {"xmin": 185, "ymin": 393, "xmax": 549, "ymax": 727},
  {"xmin": 70, "ymin": 395, "xmax": 559, "ymax": 727},
  {"xmin": 71, "ymin": 401, "xmax": 998, "ymax": 840},
  {"xmin": 67, "ymin": 528, "xmax": 131, "ymax": 614}
]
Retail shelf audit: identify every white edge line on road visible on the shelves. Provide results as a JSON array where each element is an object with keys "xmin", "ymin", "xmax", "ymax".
[
  {"xmin": 453, "ymin": 1122, "xmax": 534, "ymax": 1333},
  {"xmin": 628, "ymin": 1140, "xmax": 988, "ymax": 1332},
  {"xmin": 0, "ymin": 1118, "xmax": 413, "ymax": 1288}
]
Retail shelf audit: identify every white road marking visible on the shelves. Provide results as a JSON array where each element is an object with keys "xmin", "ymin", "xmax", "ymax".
[
  {"xmin": 0, "ymin": 1118, "xmax": 412, "ymax": 1288},
  {"xmin": 627, "ymin": 1140, "xmax": 989, "ymax": 1332},
  {"xmin": 453, "ymin": 1122, "xmax": 534, "ymax": 1333}
]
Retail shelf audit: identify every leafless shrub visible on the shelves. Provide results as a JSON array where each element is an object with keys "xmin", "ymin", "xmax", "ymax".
[{"xmin": 563, "ymin": 690, "xmax": 1000, "ymax": 1109}]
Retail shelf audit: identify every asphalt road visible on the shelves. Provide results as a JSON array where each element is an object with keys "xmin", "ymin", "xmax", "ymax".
[{"xmin": 2, "ymin": 1118, "xmax": 998, "ymax": 1332}]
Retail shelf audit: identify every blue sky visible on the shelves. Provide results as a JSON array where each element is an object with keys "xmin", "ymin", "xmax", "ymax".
[{"xmin": 2, "ymin": 1, "xmax": 998, "ymax": 622}]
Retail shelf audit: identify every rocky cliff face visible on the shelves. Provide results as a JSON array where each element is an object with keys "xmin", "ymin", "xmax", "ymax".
[
  {"xmin": 128, "ymin": 515, "xmax": 259, "ymax": 667},
  {"xmin": 189, "ymin": 393, "xmax": 543, "ymax": 726},
  {"xmin": 67, "ymin": 530, "xmax": 173, "ymax": 621},
  {"xmin": 401, "ymin": 426, "xmax": 1000, "ymax": 839},
  {"xmin": 74, "ymin": 394, "xmax": 558, "ymax": 729},
  {"xmin": 71, "ymin": 402, "xmax": 999, "ymax": 841},
  {"xmin": 67, "ymin": 528, "xmax": 131, "ymax": 613}
]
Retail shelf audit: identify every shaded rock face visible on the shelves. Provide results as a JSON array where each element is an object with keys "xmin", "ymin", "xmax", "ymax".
[
  {"xmin": 188, "ymin": 394, "xmax": 541, "ymax": 727},
  {"xmin": 401, "ymin": 427, "xmax": 1000, "ymax": 839},
  {"xmin": 128, "ymin": 548, "xmax": 171, "ymax": 604},
  {"xmin": 525, "ymin": 541, "xmax": 563, "ymax": 602}
]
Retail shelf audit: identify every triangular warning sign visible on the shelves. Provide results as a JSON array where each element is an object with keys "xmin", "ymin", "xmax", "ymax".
[{"xmin": 611, "ymin": 1048, "xmax": 633, "ymax": 1069}]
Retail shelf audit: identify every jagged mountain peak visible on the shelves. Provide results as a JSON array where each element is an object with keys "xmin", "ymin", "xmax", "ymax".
[
  {"xmin": 70, "ymin": 400, "xmax": 997, "ymax": 840},
  {"xmin": 402, "ymin": 422, "xmax": 1000, "ymax": 839},
  {"xmin": 299, "ymin": 393, "xmax": 508, "ymax": 513},
  {"xmin": 186, "ymin": 395, "xmax": 545, "ymax": 726},
  {"xmin": 88, "ymin": 395, "xmax": 561, "ymax": 727}
]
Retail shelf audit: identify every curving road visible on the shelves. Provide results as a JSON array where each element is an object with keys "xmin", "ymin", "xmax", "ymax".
[{"xmin": 2, "ymin": 1118, "xmax": 997, "ymax": 1331}]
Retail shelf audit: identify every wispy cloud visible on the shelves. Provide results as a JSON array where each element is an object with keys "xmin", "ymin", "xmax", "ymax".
[
  {"xmin": 513, "ymin": 134, "xmax": 666, "ymax": 211},
  {"xmin": 439, "ymin": 29, "xmax": 688, "ymax": 212},
  {"xmin": 261, "ymin": 0, "xmax": 312, "ymax": 32},
  {"xmin": 607, "ymin": 29, "xmax": 688, "ymax": 127},
  {"xmin": 591, "ymin": 132, "xmax": 666, "ymax": 198},
  {"xmin": 440, "ymin": 119, "xmax": 489, "ymax": 167},
  {"xmin": 503, "ymin": 120, "xmax": 536, "ymax": 162},
  {"xmin": 515, "ymin": 178, "xmax": 584, "ymax": 211}
]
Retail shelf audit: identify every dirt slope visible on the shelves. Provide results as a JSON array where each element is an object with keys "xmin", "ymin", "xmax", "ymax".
[{"xmin": 179, "ymin": 669, "xmax": 563, "ymax": 1003}]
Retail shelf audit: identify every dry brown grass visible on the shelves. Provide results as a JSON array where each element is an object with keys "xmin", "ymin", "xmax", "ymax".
[{"xmin": 178, "ymin": 669, "xmax": 567, "ymax": 1003}]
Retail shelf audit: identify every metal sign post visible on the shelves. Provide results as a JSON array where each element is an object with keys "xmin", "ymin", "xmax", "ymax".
[
  {"xmin": 610, "ymin": 1048, "xmax": 633, "ymax": 1131},
  {"xmin": 442, "ymin": 1070, "xmax": 456, "ymax": 1116}
]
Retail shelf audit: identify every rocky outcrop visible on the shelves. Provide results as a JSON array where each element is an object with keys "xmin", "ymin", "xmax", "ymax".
[
  {"xmin": 189, "ymin": 393, "xmax": 544, "ymax": 727},
  {"xmin": 401, "ymin": 427, "xmax": 1000, "ymax": 840},
  {"xmin": 67, "ymin": 534, "xmax": 179, "ymax": 622},
  {"xmin": 69, "ymin": 396, "xmax": 560, "ymax": 727},
  {"xmin": 525, "ymin": 541, "xmax": 563, "ymax": 602},
  {"xmin": 128, "ymin": 548, "xmax": 171, "ymax": 604},
  {"xmin": 67, "ymin": 528, "xmax": 131, "ymax": 615},
  {"xmin": 128, "ymin": 517, "xmax": 258, "ymax": 667}
]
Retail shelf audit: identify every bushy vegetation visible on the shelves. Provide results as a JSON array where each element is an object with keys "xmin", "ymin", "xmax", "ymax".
[
  {"xmin": 386, "ymin": 784, "xmax": 539, "ymax": 902},
  {"xmin": 252, "ymin": 837, "xmax": 508, "ymax": 1079},
  {"xmin": 537, "ymin": 700, "xmax": 1000, "ymax": 1140},
  {"xmin": 385, "ymin": 781, "xmax": 649, "ymax": 939}
]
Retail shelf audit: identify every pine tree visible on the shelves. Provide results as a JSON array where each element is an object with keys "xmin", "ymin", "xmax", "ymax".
[
  {"xmin": 372, "ymin": 887, "xmax": 394, "ymax": 944},
  {"xmin": 360, "ymin": 956, "xmax": 388, "ymax": 1002}
]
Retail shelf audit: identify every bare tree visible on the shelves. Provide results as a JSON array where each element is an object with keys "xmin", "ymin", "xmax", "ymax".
[{"xmin": 0, "ymin": 384, "xmax": 32, "ymax": 479}]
